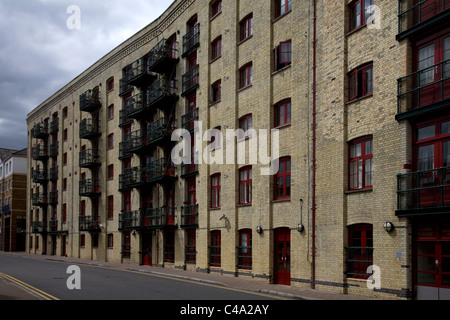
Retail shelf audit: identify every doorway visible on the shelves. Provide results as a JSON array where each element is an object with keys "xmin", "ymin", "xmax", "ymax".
[{"xmin": 274, "ymin": 228, "xmax": 291, "ymax": 285}]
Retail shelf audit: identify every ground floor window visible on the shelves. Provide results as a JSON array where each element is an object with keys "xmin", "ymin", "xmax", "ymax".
[
  {"xmin": 346, "ymin": 224, "xmax": 373, "ymax": 279},
  {"xmin": 210, "ymin": 230, "xmax": 221, "ymax": 267}
]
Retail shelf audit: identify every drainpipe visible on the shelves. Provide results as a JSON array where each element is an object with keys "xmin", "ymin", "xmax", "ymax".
[{"xmin": 311, "ymin": 0, "xmax": 317, "ymax": 290}]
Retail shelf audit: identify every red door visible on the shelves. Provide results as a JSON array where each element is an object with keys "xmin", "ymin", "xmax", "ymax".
[
  {"xmin": 210, "ymin": 230, "xmax": 221, "ymax": 267},
  {"xmin": 187, "ymin": 178, "xmax": 197, "ymax": 225},
  {"xmin": 186, "ymin": 229, "xmax": 196, "ymax": 264},
  {"xmin": 274, "ymin": 228, "xmax": 291, "ymax": 285},
  {"xmin": 142, "ymin": 232, "xmax": 152, "ymax": 266},
  {"xmin": 166, "ymin": 187, "xmax": 175, "ymax": 226}
]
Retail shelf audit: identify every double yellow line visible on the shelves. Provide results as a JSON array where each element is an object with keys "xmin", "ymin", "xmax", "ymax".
[{"xmin": 0, "ymin": 272, "xmax": 59, "ymax": 300}]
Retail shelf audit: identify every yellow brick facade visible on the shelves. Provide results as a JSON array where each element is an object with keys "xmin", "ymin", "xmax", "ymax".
[{"xmin": 26, "ymin": 0, "xmax": 450, "ymax": 300}]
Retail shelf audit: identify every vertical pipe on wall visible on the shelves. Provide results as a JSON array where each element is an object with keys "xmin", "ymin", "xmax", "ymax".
[{"xmin": 311, "ymin": 0, "xmax": 317, "ymax": 290}]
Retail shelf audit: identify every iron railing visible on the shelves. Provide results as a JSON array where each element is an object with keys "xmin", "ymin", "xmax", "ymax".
[
  {"xmin": 182, "ymin": 23, "xmax": 200, "ymax": 56},
  {"xmin": 148, "ymin": 38, "xmax": 179, "ymax": 71},
  {"xmin": 182, "ymin": 65, "xmax": 199, "ymax": 95},
  {"xmin": 398, "ymin": 0, "xmax": 450, "ymax": 35},
  {"xmin": 80, "ymin": 89, "xmax": 101, "ymax": 112},
  {"xmin": 237, "ymin": 246, "xmax": 252, "ymax": 270},
  {"xmin": 180, "ymin": 204, "xmax": 198, "ymax": 228},
  {"xmin": 345, "ymin": 246, "xmax": 374, "ymax": 278}
]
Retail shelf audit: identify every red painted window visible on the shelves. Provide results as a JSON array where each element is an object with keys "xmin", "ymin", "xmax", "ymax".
[
  {"xmin": 239, "ymin": 13, "xmax": 253, "ymax": 42},
  {"xmin": 211, "ymin": 0, "xmax": 222, "ymax": 17},
  {"xmin": 107, "ymin": 234, "xmax": 113, "ymax": 248},
  {"xmin": 349, "ymin": 0, "xmax": 374, "ymax": 31},
  {"xmin": 239, "ymin": 166, "xmax": 252, "ymax": 204},
  {"xmin": 274, "ymin": 40, "xmax": 292, "ymax": 71},
  {"xmin": 107, "ymin": 195, "xmax": 114, "ymax": 219},
  {"xmin": 274, "ymin": 99, "xmax": 291, "ymax": 127},
  {"xmin": 274, "ymin": 0, "xmax": 292, "ymax": 19},
  {"xmin": 80, "ymin": 200, "xmax": 86, "ymax": 216},
  {"xmin": 211, "ymin": 80, "xmax": 221, "ymax": 103},
  {"xmin": 210, "ymin": 230, "xmax": 221, "ymax": 267},
  {"xmin": 274, "ymin": 157, "xmax": 291, "ymax": 200},
  {"xmin": 348, "ymin": 62, "xmax": 373, "ymax": 101},
  {"xmin": 107, "ymin": 164, "xmax": 114, "ymax": 180},
  {"xmin": 239, "ymin": 62, "xmax": 253, "ymax": 89},
  {"xmin": 347, "ymin": 224, "xmax": 373, "ymax": 279},
  {"xmin": 62, "ymin": 203, "xmax": 67, "ymax": 223},
  {"xmin": 239, "ymin": 113, "xmax": 253, "ymax": 139},
  {"xmin": 211, "ymin": 36, "xmax": 222, "ymax": 60},
  {"xmin": 107, "ymin": 133, "xmax": 114, "ymax": 149},
  {"xmin": 349, "ymin": 136, "xmax": 373, "ymax": 190},
  {"xmin": 107, "ymin": 77, "xmax": 114, "ymax": 92},
  {"xmin": 210, "ymin": 173, "xmax": 221, "ymax": 208},
  {"xmin": 238, "ymin": 229, "xmax": 252, "ymax": 270},
  {"xmin": 108, "ymin": 104, "xmax": 114, "ymax": 120}
]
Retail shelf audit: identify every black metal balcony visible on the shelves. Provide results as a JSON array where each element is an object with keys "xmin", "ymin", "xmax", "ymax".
[
  {"xmin": 79, "ymin": 216, "xmax": 101, "ymax": 232},
  {"xmin": 48, "ymin": 220, "xmax": 58, "ymax": 233},
  {"xmin": 124, "ymin": 129, "xmax": 146, "ymax": 154},
  {"xmin": 148, "ymin": 38, "xmax": 179, "ymax": 73},
  {"xmin": 397, "ymin": 58, "xmax": 450, "ymax": 120},
  {"xmin": 32, "ymin": 193, "xmax": 47, "ymax": 207},
  {"xmin": 32, "ymin": 145, "xmax": 48, "ymax": 161},
  {"xmin": 32, "ymin": 221, "xmax": 47, "ymax": 234},
  {"xmin": 48, "ymin": 191, "xmax": 58, "ymax": 205},
  {"xmin": 147, "ymin": 117, "xmax": 176, "ymax": 148},
  {"xmin": 119, "ymin": 78, "xmax": 134, "ymax": 97},
  {"xmin": 181, "ymin": 108, "xmax": 199, "ymax": 132},
  {"xmin": 119, "ymin": 141, "xmax": 132, "ymax": 160},
  {"xmin": 181, "ymin": 65, "xmax": 199, "ymax": 96},
  {"xmin": 50, "ymin": 118, "xmax": 59, "ymax": 134},
  {"xmin": 32, "ymin": 169, "xmax": 47, "ymax": 184},
  {"xmin": 32, "ymin": 122, "xmax": 48, "ymax": 139},
  {"xmin": 180, "ymin": 204, "xmax": 199, "ymax": 228},
  {"xmin": 125, "ymin": 92, "xmax": 156, "ymax": 119},
  {"xmin": 119, "ymin": 210, "xmax": 142, "ymax": 231},
  {"xmin": 49, "ymin": 143, "xmax": 59, "ymax": 158},
  {"xmin": 397, "ymin": 0, "xmax": 450, "ymax": 40},
  {"xmin": 49, "ymin": 166, "xmax": 58, "ymax": 181},
  {"xmin": 126, "ymin": 57, "xmax": 157, "ymax": 87},
  {"xmin": 182, "ymin": 23, "xmax": 200, "ymax": 57},
  {"xmin": 79, "ymin": 118, "xmax": 100, "ymax": 140},
  {"xmin": 142, "ymin": 207, "xmax": 177, "ymax": 230},
  {"xmin": 119, "ymin": 172, "xmax": 132, "ymax": 191},
  {"xmin": 119, "ymin": 109, "xmax": 133, "ymax": 127},
  {"xmin": 181, "ymin": 152, "xmax": 199, "ymax": 179},
  {"xmin": 145, "ymin": 158, "xmax": 177, "ymax": 184},
  {"xmin": 79, "ymin": 149, "xmax": 101, "ymax": 168},
  {"xmin": 122, "ymin": 167, "xmax": 146, "ymax": 189},
  {"xmin": 80, "ymin": 89, "xmax": 101, "ymax": 112},
  {"xmin": 147, "ymin": 77, "xmax": 179, "ymax": 110},
  {"xmin": 79, "ymin": 179, "xmax": 101, "ymax": 197},
  {"xmin": 397, "ymin": 166, "xmax": 450, "ymax": 216}
]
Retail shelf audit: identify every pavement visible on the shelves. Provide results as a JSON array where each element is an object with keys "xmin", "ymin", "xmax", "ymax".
[{"xmin": 0, "ymin": 252, "xmax": 375, "ymax": 301}]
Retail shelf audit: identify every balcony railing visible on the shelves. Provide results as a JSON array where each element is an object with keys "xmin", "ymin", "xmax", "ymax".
[
  {"xmin": 32, "ymin": 145, "xmax": 48, "ymax": 161},
  {"xmin": 181, "ymin": 153, "xmax": 199, "ymax": 178},
  {"xmin": 146, "ymin": 158, "xmax": 176, "ymax": 183},
  {"xmin": 50, "ymin": 118, "xmax": 59, "ymax": 134},
  {"xmin": 80, "ymin": 89, "xmax": 101, "ymax": 112},
  {"xmin": 119, "ymin": 210, "xmax": 142, "ymax": 231},
  {"xmin": 119, "ymin": 109, "xmax": 133, "ymax": 127},
  {"xmin": 237, "ymin": 246, "xmax": 252, "ymax": 270},
  {"xmin": 32, "ymin": 169, "xmax": 47, "ymax": 183},
  {"xmin": 79, "ymin": 179, "xmax": 101, "ymax": 197},
  {"xmin": 119, "ymin": 141, "xmax": 132, "ymax": 160},
  {"xmin": 142, "ymin": 207, "xmax": 177, "ymax": 229},
  {"xmin": 398, "ymin": 0, "xmax": 450, "ymax": 38},
  {"xmin": 79, "ymin": 149, "xmax": 101, "ymax": 168},
  {"xmin": 147, "ymin": 117, "xmax": 176, "ymax": 147},
  {"xmin": 32, "ymin": 122, "xmax": 48, "ymax": 139},
  {"xmin": 119, "ymin": 78, "xmax": 134, "ymax": 96},
  {"xmin": 79, "ymin": 118, "xmax": 100, "ymax": 139},
  {"xmin": 122, "ymin": 167, "xmax": 146, "ymax": 189},
  {"xmin": 49, "ymin": 166, "xmax": 58, "ymax": 181},
  {"xmin": 180, "ymin": 204, "xmax": 199, "ymax": 228},
  {"xmin": 397, "ymin": 58, "xmax": 450, "ymax": 119},
  {"xmin": 126, "ymin": 57, "xmax": 156, "ymax": 87},
  {"xmin": 397, "ymin": 166, "xmax": 450, "ymax": 215},
  {"xmin": 148, "ymin": 38, "xmax": 179, "ymax": 73},
  {"xmin": 32, "ymin": 193, "xmax": 47, "ymax": 207},
  {"xmin": 182, "ymin": 65, "xmax": 199, "ymax": 96},
  {"xmin": 125, "ymin": 92, "xmax": 147, "ymax": 118},
  {"xmin": 49, "ymin": 143, "xmax": 59, "ymax": 158},
  {"xmin": 48, "ymin": 220, "xmax": 59, "ymax": 233},
  {"xmin": 32, "ymin": 221, "xmax": 47, "ymax": 234},
  {"xmin": 79, "ymin": 216, "xmax": 101, "ymax": 232},
  {"xmin": 147, "ymin": 77, "xmax": 178, "ymax": 109},
  {"xmin": 182, "ymin": 23, "xmax": 200, "ymax": 57},
  {"xmin": 49, "ymin": 191, "xmax": 58, "ymax": 205},
  {"xmin": 181, "ymin": 108, "xmax": 199, "ymax": 132},
  {"xmin": 124, "ymin": 129, "xmax": 145, "ymax": 154}
]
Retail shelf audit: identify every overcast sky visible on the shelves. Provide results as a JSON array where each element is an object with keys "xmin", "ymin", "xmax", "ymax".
[{"xmin": 0, "ymin": 0, "xmax": 173, "ymax": 150}]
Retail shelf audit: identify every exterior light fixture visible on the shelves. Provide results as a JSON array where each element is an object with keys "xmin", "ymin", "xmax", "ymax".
[
  {"xmin": 384, "ymin": 221, "xmax": 394, "ymax": 233},
  {"xmin": 297, "ymin": 224, "xmax": 304, "ymax": 233},
  {"xmin": 256, "ymin": 226, "xmax": 263, "ymax": 234}
]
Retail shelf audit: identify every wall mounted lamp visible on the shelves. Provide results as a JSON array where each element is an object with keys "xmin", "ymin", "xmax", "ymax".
[{"xmin": 384, "ymin": 221, "xmax": 394, "ymax": 233}]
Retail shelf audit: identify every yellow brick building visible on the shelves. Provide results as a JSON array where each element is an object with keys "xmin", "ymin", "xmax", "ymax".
[{"xmin": 26, "ymin": 0, "xmax": 450, "ymax": 300}]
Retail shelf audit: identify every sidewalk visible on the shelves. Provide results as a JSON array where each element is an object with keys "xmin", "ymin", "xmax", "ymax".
[{"xmin": 0, "ymin": 252, "xmax": 374, "ymax": 300}]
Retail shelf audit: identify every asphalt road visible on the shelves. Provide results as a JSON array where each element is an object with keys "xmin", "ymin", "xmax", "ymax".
[{"xmin": 0, "ymin": 254, "xmax": 277, "ymax": 301}]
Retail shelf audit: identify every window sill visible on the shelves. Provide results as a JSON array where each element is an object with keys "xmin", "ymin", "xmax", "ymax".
[
  {"xmin": 237, "ymin": 203, "xmax": 252, "ymax": 207},
  {"xmin": 209, "ymin": 99, "xmax": 221, "ymax": 107},
  {"xmin": 209, "ymin": 55, "xmax": 222, "ymax": 64},
  {"xmin": 272, "ymin": 64, "xmax": 291, "ymax": 76},
  {"xmin": 238, "ymin": 35, "xmax": 253, "ymax": 46},
  {"xmin": 210, "ymin": 11, "xmax": 222, "ymax": 22},
  {"xmin": 346, "ymin": 23, "xmax": 368, "ymax": 37},
  {"xmin": 274, "ymin": 123, "xmax": 291, "ymax": 130},
  {"xmin": 346, "ymin": 93, "xmax": 373, "ymax": 105},
  {"xmin": 237, "ymin": 84, "xmax": 252, "ymax": 93},
  {"xmin": 209, "ymin": 206, "xmax": 221, "ymax": 211},
  {"xmin": 272, "ymin": 198, "xmax": 291, "ymax": 204},
  {"xmin": 345, "ymin": 187, "xmax": 373, "ymax": 195},
  {"xmin": 272, "ymin": 10, "xmax": 292, "ymax": 24}
]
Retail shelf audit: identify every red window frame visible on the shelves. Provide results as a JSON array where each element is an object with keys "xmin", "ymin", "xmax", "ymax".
[
  {"xmin": 107, "ymin": 164, "xmax": 114, "ymax": 180},
  {"xmin": 274, "ymin": 99, "xmax": 291, "ymax": 127},
  {"xmin": 211, "ymin": 0, "xmax": 222, "ymax": 17},
  {"xmin": 211, "ymin": 80, "xmax": 221, "ymax": 103},
  {"xmin": 107, "ymin": 77, "xmax": 114, "ymax": 92},
  {"xmin": 239, "ymin": 62, "xmax": 253, "ymax": 89},
  {"xmin": 274, "ymin": 157, "xmax": 291, "ymax": 200},
  {"xmin": 239, "ymin": 114, "xmax": 253, "ymax": 139},
  {"xmin": 274, "ymin": 0, "xmax": 292, "ymax": 19},
  {"xmin": 210, "ymin": 230, "xmax": 221, "ymax": 267},
  {"xmin": 210, "ymin": 173, "xmax": 221, "ymax": 208},
  {"xmin": 349, "ymin": 136, "xmax": 373, "ymax": 190},
  {"xmin": 349, "ymin": 0, "xmax": 374, "ymax": 32},
  {"xmin": 107, "ymin": 133, "xmax": 114, "ymax": 149},
  {"xmin": 347, "ymin": 224, "xmax": 373, "ymax": 279},
  {"xmin": 108, "ymin": 104, "xmax": 114, "ymax": 120},
  {"xmin": 80, "ymin": 200, "xmax": 86, "ymax": 216},
  {"xmin": 239, "ymin": 166, "xmax": 252, "ymax": 204},
  {"xmin": 239, "ymin": 13, "xmax": 253, "ymax": 42},
  {"xmin": 62, "ymin": 203, "xmax": 67, "ymax": 223},
  {"xmin": 274, "ymin": 40, "xmax": 292, "ymax": 70},
  {"xmin": 238, "ymin": 229, "xmax": 252, "ymax": 270},
  {"xmin": 107, "ymin": 195, "xmax": 114, "ymax": 219},
  {"xmin": 348, "ymin": 62, "xmax": 373, "ymax": 101},
  {"xmin": 211, "ymin": 36, "xmax": 222, "ymax": 60}
]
